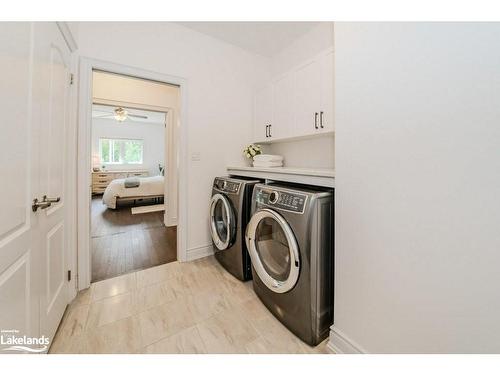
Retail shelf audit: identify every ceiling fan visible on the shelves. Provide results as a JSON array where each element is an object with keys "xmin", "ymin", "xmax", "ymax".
[{"xmin": 93, "ymin": 107, "xmax": 148, "ymax": 122}]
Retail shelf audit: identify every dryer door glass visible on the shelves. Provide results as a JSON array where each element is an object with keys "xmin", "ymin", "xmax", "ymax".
[
  {"xmin": 255, "ymin": 217, "xmax": 291, "ymax": 282},
  {"xmin": 246, "ymin": 209, "xmax": 300, "ymax": 293},
  {"xmin": 210, "ymin": 193, "xmax": 234, "ymax": 250}
]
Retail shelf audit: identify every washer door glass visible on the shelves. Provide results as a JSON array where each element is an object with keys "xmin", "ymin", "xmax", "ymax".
[
  {"xmin": 246, "ymin": 209, "xmax": 300, "ymax": 293},
  {"xmin": 210, "ymin": 193, "xmax": 235, "ymax": 250}
]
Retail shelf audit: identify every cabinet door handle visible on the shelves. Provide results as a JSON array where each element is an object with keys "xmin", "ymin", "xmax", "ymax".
[
  {"xmin": 269, "ymin": 124, "xmax": 272, "ymax": 137},
  {"xmin": 314, "ymin": 112, "xmax": 319, "ymax": 129},
  {"xmin": 320, "ymin": 111, "xmax": 324, "ymax": 128},
  {"xmin": 265, "ymin": 125, "xmax": 269, "ymax": 138}
]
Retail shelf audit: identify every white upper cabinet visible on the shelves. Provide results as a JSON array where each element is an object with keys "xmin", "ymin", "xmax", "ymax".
[
  {"xmin": 254, "ymin": 84, "xmax": 273, "ymax": 143},
  {"xmin": 318, "ymin": 50, "xmax": 334, "ymax": 133},
  {"xmin": 273, "ymin": 73, "xmax": 295, "ymax": 139},
  {"xmin": 253, "ymin": 47, "xmax": 334, "ymax": 143},
  {"xmin": 294, "ymin": 59, "xmax": 322, "ymax": 137}
]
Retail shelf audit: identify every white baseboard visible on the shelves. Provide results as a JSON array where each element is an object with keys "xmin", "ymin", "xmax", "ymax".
[
  {"xmin": 164, "ymin": 213, "xmax": 177, "ymax": 227},
  {"xmin": 186, "ymin": 244, "xmax": 214, "ymax": 261},
  {"xmin": 328, "ymin": 326, "xmax": 366, "ymax": 354}
]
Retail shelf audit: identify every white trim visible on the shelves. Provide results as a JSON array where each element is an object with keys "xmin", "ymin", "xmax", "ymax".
[
  {"xmin": 93, "ymin": 98, "xmax": 171, "ymax": 113},
  {"xmin": 328, "ymin": 326, "xmax": 366, "ymax": 354},
  {"xmin": 186, "ymin": 244, "xmax": 214, "ymax": 261},
  {"xmin": 67, "ymin": 49, "xmax": 79, "ymax": 302},
  {"xmin": 56, "ymin": 22, "xmax": 78, "ymax": 53},
  {"xmin": 77, "ymin": 57, "xmax": 189, "ymax": 290},
  {"xmin": 164, "ymin": 109, "xmax": 178, "ymax": 228},
  {"xmin": 325, "ymin": 340, "xmax": 336, "ymax": 354}
]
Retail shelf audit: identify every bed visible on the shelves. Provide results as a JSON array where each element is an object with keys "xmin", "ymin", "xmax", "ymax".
[{"xmin": 102, "ymin": 175, "xmax": 165, "ymax": 209}]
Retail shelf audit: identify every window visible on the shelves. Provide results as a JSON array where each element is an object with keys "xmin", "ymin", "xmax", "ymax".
[{"xmin": 99, "ymin": 138, "xmax": 143, "ymax": 165}]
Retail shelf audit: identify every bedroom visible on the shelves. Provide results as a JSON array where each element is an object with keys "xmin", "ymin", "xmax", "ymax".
[{"xmin": 90, "ymin": 71, "xmax": 180, "ymax": 282}]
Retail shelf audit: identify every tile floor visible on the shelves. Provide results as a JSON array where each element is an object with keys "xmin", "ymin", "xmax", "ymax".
[{"xmin": 50, "ymin": 256, "xmax": 331, "ymax": 354}]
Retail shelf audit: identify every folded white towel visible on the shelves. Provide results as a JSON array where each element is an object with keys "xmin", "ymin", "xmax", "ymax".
[
  {"xmin": 253, "ymin": 161, "xmax": 283, "ymax": 168},
  {"xmin": 253, "ymin": 154, "xmax": 284, "ymax": 162}
]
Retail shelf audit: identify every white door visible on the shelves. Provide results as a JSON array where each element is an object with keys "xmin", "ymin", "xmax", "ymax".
[
  {"xmin": 254, "ymin": 84, "xmax": 273, "ymax": 143},
  {"xmin": 33, "ymin": 23, "xmax": 71, "ymax": 342},
  {"xmin": 0, "ymin": 22, "xmax": 71, "ymax": 353},
  {"xmin": 318, "ymin": 50, "xmax": 334, "ymax": 133},
  {"xmin": 294, "ymin": 59, "xmax": 321, "ymax": 137},
  {"xmin": 273, "ymin": 73, "xmax": 295, "ymax": 139},
  {"xmin": 0, "ymin": 22, "xmax": 41, "ymax": 353}
]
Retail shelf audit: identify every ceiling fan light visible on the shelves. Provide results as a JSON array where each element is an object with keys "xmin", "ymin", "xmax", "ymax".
[{"xmin": 114, "ymin": 107, "xmax": 128, "ymax": 122}]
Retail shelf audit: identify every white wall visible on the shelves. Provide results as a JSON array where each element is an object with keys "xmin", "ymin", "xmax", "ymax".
[
  {"xmin": 332, "ymin": 23, "xmax": 500, "ymax": 353},
  {"xmin": 267, "ymin": 23, "xmax": 335, "ymax": 169},
  {"xmin": 91, "ymin": 117, "xmax": 164, "ymax": 176},
  {"xmin": 271, "ymin": 22, "xmax": 334, "ymax": 76},
  {"xmin": 76, "ymin": 22, "xmax": 270, "ymax": 257},
  {"xmin": 267, "ymin": 135, "xmax": 334, "ymax": 169}
]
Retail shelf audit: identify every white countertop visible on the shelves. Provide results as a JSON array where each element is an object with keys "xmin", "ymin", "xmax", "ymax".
[{"xmin": 227, "ymin": 166, "xmax": 335, "ymax": 188}]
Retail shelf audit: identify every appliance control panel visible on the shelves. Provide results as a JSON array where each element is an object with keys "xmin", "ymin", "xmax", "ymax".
[
  {"xmin": 257, "ymin": 189, "xmax": 307, "ymax": 214},
  {"xmin": 214, "ymin": 178, "xmax": 241, "ymax": 194}
]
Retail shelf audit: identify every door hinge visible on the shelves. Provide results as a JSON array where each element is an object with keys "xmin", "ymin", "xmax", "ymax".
[
  {"xmin": 67, "ymin": 270, "xmax": 72, "ymax": 281},
  {"xmin": 70, "ymin": 73, "xmax": 74, "ymax": 85}
]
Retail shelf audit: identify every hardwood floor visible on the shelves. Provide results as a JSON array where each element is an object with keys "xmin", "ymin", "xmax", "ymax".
[{"xmin": 91, "ymin": 196, "xmax": 177, "ymax": 283}]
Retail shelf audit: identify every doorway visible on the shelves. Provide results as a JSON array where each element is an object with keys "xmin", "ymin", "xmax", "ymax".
[
  {"xmin": 90, "ymin": 102, "xmax": 177, "ymax": 282},
  {"xmin": 77, "ymin": 61, "xmax": 188, "ymax": 289}
]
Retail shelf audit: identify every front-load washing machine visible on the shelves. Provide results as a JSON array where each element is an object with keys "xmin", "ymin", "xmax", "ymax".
[
  {"xmin": 245, "ymin": 183, "xmax": 334, "ymax": 346},
  {"xmin": 210, "ymin": 176, "xmax": 261, "ymax": 281}
]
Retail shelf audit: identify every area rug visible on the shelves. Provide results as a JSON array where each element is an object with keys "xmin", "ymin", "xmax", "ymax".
[{"xmin": 131, "ymin": 204, "xmax": 165, "ymax": 214}]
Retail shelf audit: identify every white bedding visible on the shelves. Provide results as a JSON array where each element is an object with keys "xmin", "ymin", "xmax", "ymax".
[{"xmin": 102, "ymin": 176, "xmax": 165, "ymax": 209}]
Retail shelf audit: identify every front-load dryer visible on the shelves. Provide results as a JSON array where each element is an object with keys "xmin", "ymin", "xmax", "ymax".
[
  {"xmin": 210, "ymin": 176, "xmax": 261, "ymax": 281},
  {"xmin": 245, "ymin": 183, "xmax": 334, "ymax": 346}
]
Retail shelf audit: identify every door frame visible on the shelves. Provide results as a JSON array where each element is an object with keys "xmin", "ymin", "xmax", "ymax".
[
  {"xmin": 53, "ymin": 22, "xmax": 80, "ymax": 303},
  {"xmin": 77, "ymin": 57, "xmax": 189, "ymax": 290}
]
